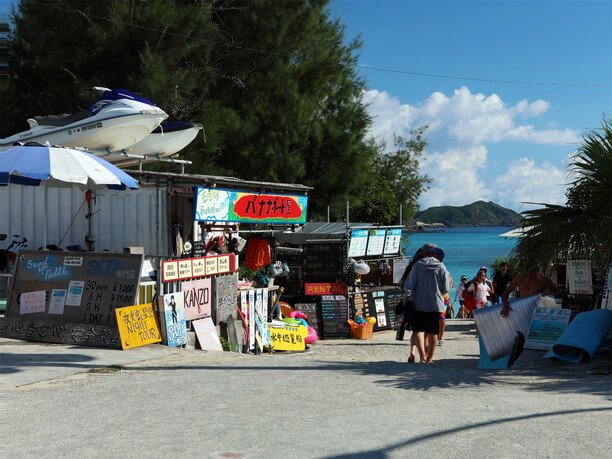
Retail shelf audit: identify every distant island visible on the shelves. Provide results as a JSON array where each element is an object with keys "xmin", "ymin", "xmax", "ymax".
[{"xmin": 414, "ymin": 201, "xmax": 521, "ymax": 227}]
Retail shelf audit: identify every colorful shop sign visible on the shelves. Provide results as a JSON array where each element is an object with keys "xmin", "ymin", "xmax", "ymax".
[
  {"xmin": 270, "ymin": 324, "xmax": 307, "ymax": 351},
  {"xmin": 304, "ymin": 282, "xmax": 347, "ymax": 296},
  {"xmin": 193, "ymin": 187, "xmax": 308, "ymax": 224},
  {"xmin": 115, "ymin": 303, "xmax": 162, "ymax": 350}
]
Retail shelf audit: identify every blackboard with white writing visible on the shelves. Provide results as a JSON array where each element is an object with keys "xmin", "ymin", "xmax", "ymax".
[
  {"xmin": 320, "ymin": 294, "xmax": 349, "ymax": 338},
  {"xmin": 3, "ymin": 251, "xmax": 142, "ymax": 347}
]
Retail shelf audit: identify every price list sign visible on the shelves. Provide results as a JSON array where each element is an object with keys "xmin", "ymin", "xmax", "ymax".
[
  {"xmin": 366, "ymin": 229, "xmax": 386, "ymax": 256},
  {"xmin": 320, "ymin": 295, "xmax": 349, "ymax": 338},
  {"xmin": 383, "ymin": 229, "xmax": 402, "ymax": 255},
  {"xmin": 4, "ymin": 251, "xmax": 142, "ymax": 348},
  {"xmin": 348, "ymin": 230, "xmax": 368, "ymax": 258}
]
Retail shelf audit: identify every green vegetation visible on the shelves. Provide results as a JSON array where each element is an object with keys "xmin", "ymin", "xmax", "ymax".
[
  {"xmin": 414, "ymin": 201, "xmax": 521, "ymax": 227},
  {"xmin": 512, "ymin": 119, "xmax": 612, "ymax": 271},
  {"xmin": 1, "ymin": 0, "xmax": 429, "ymax": 224}
]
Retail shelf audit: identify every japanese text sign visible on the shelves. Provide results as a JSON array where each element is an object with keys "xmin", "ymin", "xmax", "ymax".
[
  {"xmin": 115, "ymin": 303, "xmax": 162, "ymax": 350},
  {"xmin": 270, "ymin": 325, "xmax": 308, "ymax": 351},
  {"xmin": 193, "ymin": 187, "xmax": 308, "ymax": 224}
]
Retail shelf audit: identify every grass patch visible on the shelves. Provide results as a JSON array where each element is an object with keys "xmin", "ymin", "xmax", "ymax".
[{"xmin": 88, "ymin": 365, "xmax": 122, "ymax": 373}]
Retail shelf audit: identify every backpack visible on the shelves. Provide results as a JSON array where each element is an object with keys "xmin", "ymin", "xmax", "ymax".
[{"xmin": 461, "ymin": 281, "xmax": 478, "ymax": 312}]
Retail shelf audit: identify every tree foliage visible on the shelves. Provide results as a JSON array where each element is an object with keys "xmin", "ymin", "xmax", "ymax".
[
  {"xmin": 2, "ymin": 0, "xmax": 428, "ymax": 223},
  {"xmin": 511, "ymin": 119, "xmax": 612, "ymax": 271}
]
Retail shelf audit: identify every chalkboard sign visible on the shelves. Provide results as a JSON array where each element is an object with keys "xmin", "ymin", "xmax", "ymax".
[
  {"xmin": 294, "ymin": 302, "xmax": 321, "ymax": 337},
  {"xmin": 3, "ymin": 251, "xmax": 142, "ymax": 348},
  {"xmin": 192, "ymin": 240, "xmax": 205, "ymax": 258},
  {"xmin": 320, "ymin": 294, "xmax": 349, "ymax": 338},
  {"xmin": 384, "ymin": 288, "xmax": 404, "ymax": 329},
  {"xmin": 303, "ymin": 241, "xmax": 345, "ymax": 282}
]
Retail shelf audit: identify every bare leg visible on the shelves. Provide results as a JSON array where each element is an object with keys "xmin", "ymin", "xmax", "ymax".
[
  {"xmin": 438, "ymin": 319, "xmax": 446, "ymax": 342},
  {"xmin": 408, "ymin": 334, "xmax": 416, "ymax": 362},
  {"xmin": 425, "ymin": 333, "xmax": 437, "ymax": 363},
  {"xmin": 414, "ymin": 331, "xmax": 427, "ymax": 362}
]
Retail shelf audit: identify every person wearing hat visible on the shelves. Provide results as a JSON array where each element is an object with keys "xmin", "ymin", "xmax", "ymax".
[
  {"xmin": 404, "ymin": 243, "xmax": 452, "ymax": 364},
  {"xmin": 454, "ymin": 275, "xmax": 469, "ymax": 318}
]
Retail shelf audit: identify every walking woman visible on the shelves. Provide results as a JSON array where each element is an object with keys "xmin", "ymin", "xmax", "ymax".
[{"xmin": 404, "ymin": 243, "xmax": 452, "ymax": 364}]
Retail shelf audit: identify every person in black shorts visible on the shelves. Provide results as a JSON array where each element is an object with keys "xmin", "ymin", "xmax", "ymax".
[{"xmin": 404, "ymin": 243, "xmax": 452, "ymax": 364}]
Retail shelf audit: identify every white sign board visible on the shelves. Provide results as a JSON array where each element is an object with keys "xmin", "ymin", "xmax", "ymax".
[
  {"xmin": 348, "ymin": 229, "xmax": 368, "ymax": 258},
  {"xmin": 366, "ymin": 230, "xmax": 386, "ymax": 256},
  {"xmin": 567, "ymin": 259, "xmax": 593, "ymax": 294},
  {"xmin": 525, "ymin": 307, "xmax": 571, "ymax": 350}
]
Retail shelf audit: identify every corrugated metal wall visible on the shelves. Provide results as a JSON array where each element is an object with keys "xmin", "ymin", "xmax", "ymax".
[{"xmin": 0, "ymin": 185, "xmax": 169, "ymax": 256}]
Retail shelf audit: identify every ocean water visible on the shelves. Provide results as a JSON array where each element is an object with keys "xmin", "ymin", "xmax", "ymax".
[{"xmin": 401, "ymin": 227, "xmax": 516, "ymax": 288}]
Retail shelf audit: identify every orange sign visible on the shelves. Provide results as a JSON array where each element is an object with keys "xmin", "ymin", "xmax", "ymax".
[{"xmin": 304, "ymin": 282, "xmax": 347, "ymax": 296}]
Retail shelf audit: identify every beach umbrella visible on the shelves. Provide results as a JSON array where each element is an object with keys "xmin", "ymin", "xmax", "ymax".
[
  {"xmin": 0, "ymin": 143, "xmax": 139, "ymax": 190},
  {"xmin": 0, "ymin": 143, "xmax": 139, "ymax": 249}
]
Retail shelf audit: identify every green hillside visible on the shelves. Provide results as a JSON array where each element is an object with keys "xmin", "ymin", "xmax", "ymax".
[{"xmin": 414, "ymin": 201, "xmax": 521, "ymax": 227}]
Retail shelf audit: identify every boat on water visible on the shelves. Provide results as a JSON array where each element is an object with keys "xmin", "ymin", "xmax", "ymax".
[
  {"xmin": 110, "ymin": 121, "xmax": 203, "ymax": 167},
  {"xmin": 0, "ymin": 87, "xmax": 168, "ymax": 153}
]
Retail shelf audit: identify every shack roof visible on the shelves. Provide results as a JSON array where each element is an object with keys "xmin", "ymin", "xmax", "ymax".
[{"xmin": 124, "ymin": 170, "xmax": 312, "ymax": 195}]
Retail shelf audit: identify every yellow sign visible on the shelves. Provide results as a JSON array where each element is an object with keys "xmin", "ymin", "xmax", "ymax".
[
  {"xmin": 115, "ymin": 303, "xmax": 162, "ymax": 350},
  {"xmin": 270, "ymin": 325, "xmax": 308, "ymax": 351}
]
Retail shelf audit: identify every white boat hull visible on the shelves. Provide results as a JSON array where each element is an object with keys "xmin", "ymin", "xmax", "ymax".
[
  {"xmin": 108, "ymin": 123, "xmax": 202, "ymax": 166},
  {"xmin": 0, "ymin": 113, "xmax": 166, "ymax": 153}
]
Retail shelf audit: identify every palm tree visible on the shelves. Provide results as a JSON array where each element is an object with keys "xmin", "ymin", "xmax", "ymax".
[{"xmin": 512, "ymin": 119, "xmax": 612, "ymax": 271}]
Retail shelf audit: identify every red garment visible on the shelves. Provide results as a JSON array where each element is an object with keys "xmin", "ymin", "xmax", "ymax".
[{"xmin": 244, "ymin": 237, "xmax": 271, "ymax": 270}]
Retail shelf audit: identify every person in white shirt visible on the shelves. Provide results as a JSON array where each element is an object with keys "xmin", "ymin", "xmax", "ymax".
[{"xmin": 467, "ymin": 269, "xmax": 492, "ymax": 309}]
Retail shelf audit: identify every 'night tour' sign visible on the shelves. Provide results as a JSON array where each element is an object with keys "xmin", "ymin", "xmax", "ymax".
[{"xmin": 193, "ymin": 187, "xmax": 308, "ymax": 224}]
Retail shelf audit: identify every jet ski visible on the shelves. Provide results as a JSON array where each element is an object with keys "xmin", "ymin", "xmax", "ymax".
[
  {"xmin": 0, "ymin": 87, "xmax": 168, "ymax": 153},
  {"xmin": 112, "ymin": 120, "xmax": 203, "ymax": 166}
]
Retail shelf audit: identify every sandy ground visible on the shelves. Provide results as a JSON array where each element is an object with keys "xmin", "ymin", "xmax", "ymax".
[{"xmin": 2, "ymin": 320, "xmax": 611, "ymax": 458}]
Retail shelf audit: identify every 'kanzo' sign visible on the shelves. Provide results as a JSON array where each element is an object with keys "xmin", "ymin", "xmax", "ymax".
[{"xmin": 181, "ymin": 277, "xmax": 212, "ymax": 320}]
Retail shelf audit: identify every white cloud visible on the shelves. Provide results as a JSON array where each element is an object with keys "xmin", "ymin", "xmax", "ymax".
[
  {"xmin": 361, "ymin": 86, "xmax": 578, "ymax": 211},
  {"xmin": 492, "ymin": 159, "xmax": 569, "ymax": 209},
  {"xmin": 420, "ymin": 146, "xmax": 492, "ymax": 209}
]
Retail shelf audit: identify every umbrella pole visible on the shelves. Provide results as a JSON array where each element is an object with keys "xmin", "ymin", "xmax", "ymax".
[
  {"xmin": 43, "ymin": 185, "xmax": 48, "ymax": 250},
  {"xmin": 85, "ymin": 190, "xmax": 95, "ymax": 252}
]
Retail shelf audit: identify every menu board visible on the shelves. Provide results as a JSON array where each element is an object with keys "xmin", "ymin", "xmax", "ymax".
[
  {"xmin": 351, "ymin": 291, "xmax": 368, "ymax": 318},
  {"xmin": 320, "ymin": 295, "xmax": 349, "ymax": 338},
  {"xmin": 384, "ymin": 288, "xmax": 404, "ymax": 328},
  {"xmin": 2, "ymin": 251, "xmax": 142, "ymax": 348},
  {"xmin": 366, "ymin": 230, "xmax": 386, "ymax": 256},
  {"xmin": 383, "ymin": 229, "xmax": 402, "ymax": 255},
  {"xmin": 303, "ymin": 241, "xmax": 345, "ymax": 281},
  {"xmin": 567, "ymin": 259, "xmax": 593, "ymax": 294},
  {"xmin": 347, "ymin": 230, "xmax": 368, "ymax": 258},
  {"xmin": 294, "ymin": 302, "xmax": 321, "ymax": 337}
]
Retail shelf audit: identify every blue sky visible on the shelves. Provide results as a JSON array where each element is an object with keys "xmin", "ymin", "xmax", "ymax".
[
  {"xmin": 330, "ymin": 0, "xmax": 612, "ymax": 211},
  {"xmin": 2, "ymin": 1, "xmax": 610, "ymax": 212}
]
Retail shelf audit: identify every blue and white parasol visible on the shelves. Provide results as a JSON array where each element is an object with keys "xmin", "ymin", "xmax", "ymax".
[{"xmin": 0, "ymin": 143, "xmax": 139, "ymax": 190}]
